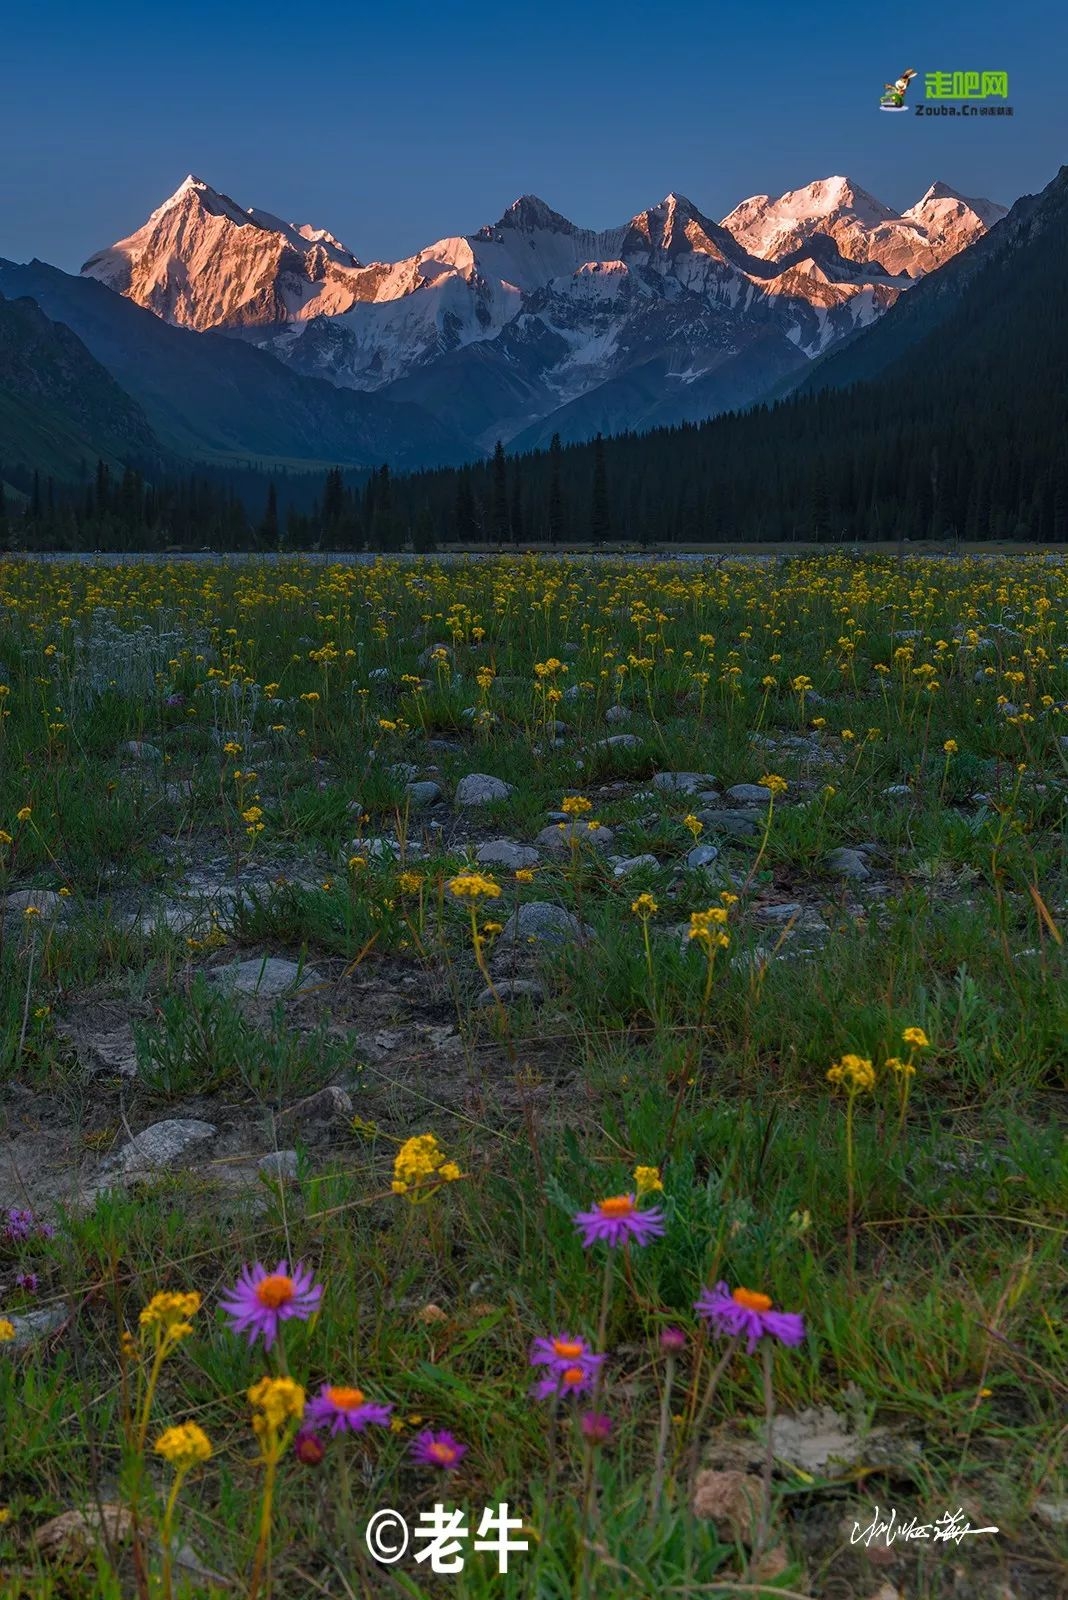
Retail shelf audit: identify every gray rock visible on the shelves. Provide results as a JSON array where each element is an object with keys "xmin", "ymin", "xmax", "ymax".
[
  {"xmin": 122, "ymin": 740, "xmax": 162, "ymax": 762},
  {"xmin": 725, "ymin": 783, "xmax": 773, "ymax": 805},
  {"xmin": 695, "ymin": 809, "xmax": 760, "ymax": 840},
  {"xmin": 596, "ymin": 734, "xmax": 642, "ymax": 751},
  {"xmin": 476, "ymin": 979, "xmax": 546, "ymax": 1007},
  {"xmin": 755, "ymin": 903, "xmax": 828, "ymax": 932},
  {"xmin": 652, "ymin": 771, "xmax": 714, "ymax": 795},
  {"xmin": 5, "ymin": 1306, "xmax": 66, "ymax": 1348},
  {"xmin": 686, "ymin": 843, "xmax": 720, "ymax": 869},
  {"xmin": 476, "ymin": 839, "xmax": 541, "ymax": 870},
  {"xmin": 497, "ymin": 901, "xmax": 592, "ymax": 950},
  {"xmin": 209, "ymin": 957, "xmax": 322, "ymax": 996},
  {"xmin": 825, "ymin": 848, "xmax": 871, "ymax": 882},
  {"xmin": 611, "ymin": 854, "xmax": 660, "ymax": 877},
  {"xmin": 104, "ymin": 1119, "xmax": 218, "ymax": 1176},
  {"xmin": 258, "ymin": 1150, "xmax": 300, "ymax": 1182},
  {"xmin": 3, "ymin": 889, "xmax": 65, "ymax": 921},
  {"xmin": 368, "ymin": 666, "xmax": 390, "ymax": 682},
  {"xmin": 164, "ymin": 779, "xmax": 195, "ymax": 804},
  {"xmin": 404, "ymin": 780, "xmax": 442, "ymax": 808},
  {"xmin": 1034, "ymin": 1497, "xmax": 1068, "ymax": 1530},
  {"xmin": 882, "ymin": 785, "xmax": 913, "ymax": 801},
  {"xmin": 604, "ymin": 704, "xmax": 631, "ymax": 724},
  {"xmin": 278, "ymin": 1086, "xmax": 353, "ymax": 1126},
  {"xmin": 454, "ymin": 773, "xmax": 514, "ymax": 807},
  {"xmin": 534, "ymin": 821, "xmax": 615, "ymax": 857}
]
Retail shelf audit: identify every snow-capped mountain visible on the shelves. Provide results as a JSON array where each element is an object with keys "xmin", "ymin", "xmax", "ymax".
[
  {"xmin": 82, "ymin": 173, "xmax": 1006, "ymax": 451},
  {"xmin": 721, "ymin": 176, "xmax": 1007, "ymax": 277}
]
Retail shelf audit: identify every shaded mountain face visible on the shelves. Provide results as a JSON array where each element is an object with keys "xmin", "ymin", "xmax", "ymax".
[
  {"xmin": 0, "ymin": 260, "xmax": 475, "ymax": 473},
  {"xmin": 0, "ymin": 289, "xmax": 162, "ymax": 481},
  {"xmin": 81, "ymin": 174, "xmax": 1006, "ymax": 452}
]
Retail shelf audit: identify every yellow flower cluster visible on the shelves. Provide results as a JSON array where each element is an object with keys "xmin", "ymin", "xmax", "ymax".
[
  {"xmin": 0, "ymin": 1318, "xmax": 15, "ymax": 1344},
  {"xmin": 154, "ymin": 1422, "xmax": 213, "ymax": 1471},
  {"xmin": 448, "ymin": 873, "xmax": 501, "ymax": 901},
  {"xmin": 827, "ymin": 1054, "xmax": 876, "ymax": 1092},
  {"xmin": 392, "ymin": 1133, "xmax": 462, "ymax": 1198},
  {"xmin": 561, "ymin": 794, "xmax": 592, "ymax": 817},
  {"xmin": 688, "ymin": 905, "xmax": 730, "ymax": 950},
  {"xmin": 631, "ymin": 892, "xmax": 659, "ymax": 918},
  {"xmin": 248, "ymin": 1376, "xmax": 306, "ymax": 1432},
  {"xmin": 139, "ymin": 1290, "xmax": 201, "ymax": 1345},
  {"xmin": 634, "ymin": 1165, "xmax": 664, "ymax": 1195}
]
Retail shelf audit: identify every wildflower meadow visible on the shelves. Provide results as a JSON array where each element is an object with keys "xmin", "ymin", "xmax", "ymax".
[{"xmin": 0, "ymin": 551, "xmax": 1065, "ymax": 1599}]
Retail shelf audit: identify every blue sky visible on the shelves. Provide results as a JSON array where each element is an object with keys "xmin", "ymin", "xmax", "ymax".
[{"xmin": 1, "ymin": 0, "xmax": 1061, "ymax": 271}]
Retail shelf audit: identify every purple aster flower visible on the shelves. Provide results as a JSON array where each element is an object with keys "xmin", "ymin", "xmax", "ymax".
[
  {"xmin": 304, "ymin": 1383, "xmax": 393, "ymax": 1436},
  {"xmin": 410, "ymin": 1429, "xmax": 468, "ymax": 1470},
  {"xmin": 531, "ymin": 1361, "xmax": 601, "ymax": 1402},
  {"xmin": 218, "ymin": 1260, "xmax": 322, "ymax": 1350},
  {"xmin": 694, "ymin": 1282, "xmax": 806, "ymax": 1355},
  {"xmin": 529, "ymin": 1332, "xmax": 604, "ymax": 1377},
  {"xmin": 573, "ymin": 1193, "xmax": 666, "ymax": 1249},
  {"xmin": 580, "ymin": 1412, "xmax": 614, "ymax": 1445}
]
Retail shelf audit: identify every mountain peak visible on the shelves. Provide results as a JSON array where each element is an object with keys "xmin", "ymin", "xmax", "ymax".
[{"xmin": 495, "ymin": 194, "xmax": 575, "ymax": 232}]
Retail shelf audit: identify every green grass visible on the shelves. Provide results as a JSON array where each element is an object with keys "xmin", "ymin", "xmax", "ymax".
[{"xmin": 0, "ymin": 551, "xmax": 1065, "ymax": 1599}]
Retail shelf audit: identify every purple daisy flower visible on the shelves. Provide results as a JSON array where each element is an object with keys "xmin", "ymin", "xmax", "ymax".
[
  {"xmin": 573, "ymin": 1194, "xmax": 666, "ymax": 1249},
  {"xmin": 531, "ymin": 1360, "xmax": 601, "ymax": 1402},
  {"xmin": 304, "ymin": 1383, "xmax": 394, "ymax": 1436},
  {"xmin": 410, "ymin": 1429, "xmax": 468, "ymax": 1470},
  {"xmin": 529, "ymin": 1332, "xmax": 604, "ymax": 1377},
  {"xmin": 218, "ymin": 1260, "xmax": 322, "ymax": 1350},
  {"xmin": 694, "ymin": 1282, "xmax": 806, "ymax": 1355}
]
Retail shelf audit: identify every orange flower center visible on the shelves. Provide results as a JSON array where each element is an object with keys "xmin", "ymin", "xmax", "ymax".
[
  {"xmin": 732, "ymin": 1287, "xmax": 773, "ymax": 1313},
  {"xmin": 326, "ymin": 1386, "xmax": 365, "ymax": 1409},
  {"xmin": 254, "ymin": 1274, "xmax": 295, "ymax": 1309},
  {"xmin": 427, "ymin": 1440, "xmax": 459, "ymax": 1464},
  {"xmin": 597, "ymin": 1195, "xmax": 636, "ymax": 1218},
  {"xmin": 552, "ymin": 1339, "xmax": 584, "ymax": 1358},
  {"xmin": 561, "ymin": 1365, "xmax": 587, "ymax": 1386}
]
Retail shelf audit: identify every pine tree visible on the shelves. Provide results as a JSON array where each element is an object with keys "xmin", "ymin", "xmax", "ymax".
[
  {"xmin": 491, "ymin": 440, "xmax": 509, "ymax": 543},
  {"xmin": 548, "ymin": 433, "xmax": 564, "ymax": 546},
  {"xmin": 591, "ymin": 433, "xmax": 609, "ymax": 543},
  {"xmin": 261, "ymin": 481, "xmax": 279, "ymax": 542}
]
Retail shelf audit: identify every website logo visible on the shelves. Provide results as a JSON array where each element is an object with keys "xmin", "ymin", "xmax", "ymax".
[{"xmin": 879, "ymin": 67, "xmax": 917, "ymax": 112}]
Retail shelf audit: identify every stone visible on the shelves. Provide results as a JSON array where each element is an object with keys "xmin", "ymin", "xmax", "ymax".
[
  {"xmin": 103, "ymin": 1119, "xmax": 218, "ymax": 1177},
  {"xmin": 122, "ymin": 740, "xmax": 162, "ymax": 762},
  {"xmin": 825, "ymin": 848, "xmax": 871, "ymax": 882},
  {"xmin": 882, "ymin": 784, "xmax": 913, "ymax": 800},
  {"xmin": 6, "ymin": 1306, "xmax": 66, "ymax": 1349},
  {"xmin": 611, "ymin": 854, "xmax": 660, "ymax": 877},
  {"xmin": 496, "ymin": 901, "xmax": 592, "ymax": 950},
  {"xmin": 1034, "ymin": 1497, "xmax": 1068, "ymax": 1529},
  {"xmin": 695, "ymin": 809, "xmax": 760, "ymax": 839},
  {"xmin": 685, "ymin": 843, "xmax": 720, "ymax": 869},
  {"xmin": 534, "ymin": 821, "xmax": 615, "ymax": 857},
  {"xmin": 596, "ymin": 734, "xmax": 642, "ymax": 751},
  {"xmin": 164, "ymin": 779, "xmax": 195, "ymax": 803},
  {"xmin": 278, "ymin": 1086, "xmax": 353, "ymax": 1126},
  {"xmin": 604, "ymin": 703, "xmax": 631, "ymax": 724},
  {"xmin": 208, "ymin": 957, "xmax": 323, "ymax": 996},
  {"xmin": 725, "ymin": 783, "xmax": 773, "ymax": 804},
  {"xmin": 476, "ymin": 979, "xmax": 545, "ymax": 1007},
  {"xmin": 454, "ymin": 773, "xmax": 514, "ymax": 806},
  {"xmin": 476, "ymin": 839, "xmax": 541, "ymax": 870},
  {"xmin": 756, "ymin": 902, "xmax": 828, "ymax": 932},
  {"xmin": 258, "ymin": 1150, "xmax": 300, "ymax": 1182},
  {"xmin": 368, "ymin": 666, "xmax": 390, "ymax": 681},
  {"xmin": 3, "ymin": 888, "xmax": 65, "ymax": 921},
  {"xmin": 404, "ymin": 780, "xmax": 442, "ymax": 808},
  {"xmin": 692, "ymin": 1470, "xmax": 761, "ymax": 1544},
  {"xmin": 652, "ymin": 771, "xmax": 713, "ymax": 794}
]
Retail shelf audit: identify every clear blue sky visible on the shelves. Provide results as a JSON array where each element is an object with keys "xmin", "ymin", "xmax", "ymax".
[{"xmin": 2, "ymin": 0, "xmax": 1062, "ymax": 272}]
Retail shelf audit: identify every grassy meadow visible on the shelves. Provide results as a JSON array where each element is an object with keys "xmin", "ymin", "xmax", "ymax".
[{"xmin": 0, "ymin": 551, "xmax": 1065, "ymax": 1599}]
